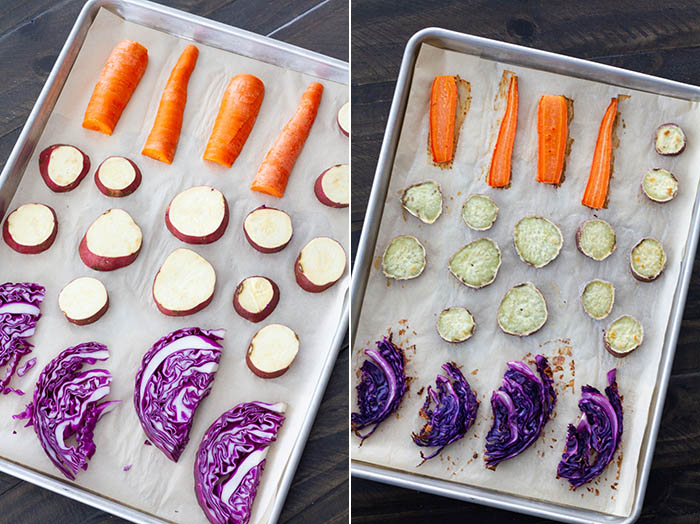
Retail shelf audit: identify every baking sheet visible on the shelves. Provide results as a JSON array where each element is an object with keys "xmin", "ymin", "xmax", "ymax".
[
  {"xmin": 0, "ymin": 8, "xmax": 348, "ymax": 524},
  {"xmin": 351, "ymin": 43, "xmax": 700, "ymax": 517}
]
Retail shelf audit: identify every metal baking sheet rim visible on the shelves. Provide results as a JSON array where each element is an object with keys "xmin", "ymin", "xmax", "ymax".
[
  {"xmin": 350, "ymin": 27, "xmax": 700, "ymax": 524},
  {"xmin": 0, "ymin": 1, "xmax": 349, "ymax": 524}
]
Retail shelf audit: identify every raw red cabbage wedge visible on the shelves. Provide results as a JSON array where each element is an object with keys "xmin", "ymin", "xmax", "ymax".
[
  {"xmin": 557, "ymin": 369, "xmax": 623, "ymax": 488},
  {"xmin": 485, "ymin": 355, "xmax": 556, "ymax": 468},
  {"xmin": 351, "ymin": 336, "xmax": 408, "ymax": 441},
  {"xmin": 194, "ymin": 401, "xmax": 286, "ymax": 524},
  {"xmin": 412, "ymin": 362, "xmax": 479, "ymax": 462},
  {"xmin": 0, "ymin": 282, "xmax": 45, "ymax": 395},
  {"xmin": 134, "ymin": 327, "xmax": 225, "ymax": 462},
  {"xmin": 13, "ymin": 342, "xmax": 117, "ymax": 480}
]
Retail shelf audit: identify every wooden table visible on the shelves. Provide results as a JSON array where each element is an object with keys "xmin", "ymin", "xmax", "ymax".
[
  {"xmin": 351, "ymin": 1, "xmax": 700, "ymax": 522},
  {"xmin": 0, "ymin": 1, "xmax": 348, "ymax": 523}
]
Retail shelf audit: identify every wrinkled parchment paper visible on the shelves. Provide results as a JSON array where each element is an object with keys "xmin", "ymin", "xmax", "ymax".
[
  {"xmin": 352, "ymin": 44, "xmax": 700, "ymax": 517},
  {"xmin": 0, "ymin": 8, "xmax": 348, "ymax": 524}
]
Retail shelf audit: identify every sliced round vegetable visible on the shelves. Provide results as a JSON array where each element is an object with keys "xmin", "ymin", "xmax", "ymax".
[
  {"xmin": 642, "ymin": 168, "xmax": 678, "ymax": 203},
  {"xmin": 576, "ymin": 218, "xmax": 616, "ymax": 261},
  {"xmin": 462, "ymin": 194, "xmax": 498, "ymax": 231},
  {"xmin": 94, "ymin": 156, "xmax": 141, "ymax": 197},
  {"xmin": 337, "ymin": 101, "xmax": 350, "ymax": 136},
  {"xmin": 134, "ymin": 327, "xmax": 224, "ymax": 462},
  {"xmin": 382, "ymin": 235, "xmax": 426, "ymax": 280},
  {"xmin": 58, "ymin": 277, "xmax": 109, "ymax": 325},
  {"xmin": 153, "ymin": 248, "xmax": 216, "ymax": 316},
  {"xmin": 448, "ymin": 238, "xmax": 501, "ymax": 289},
  {"xmin": 79, "ymin": 208, "xmax": 142, "ymax": 271},
  {"xmin": 295, "ymin": 237, "xmax": 346, "ymax": 292},
  {"xmin": 165, "ymin": 186, "xmax": 229, "ymax": 244},
  {"xmin": 604, "ymin": 315, "xmax": 643, "ymax": 357},
  {"xmin": 655, "ymin": 123, "xmax": 685, "ymax": 156},
  {"xmin": 12, "ymin": 342, "xmax": 116, "ymax": 480},
  {"xmin": 233, "ymin": 276, "xmax": 279, "ymax": 323},
  {"xmin": 315, "ymin": 164, "xmax": 349, "ymax": 208},
  {"xmin": 246, "ymin": 324, "xmax": 299, "ymax": 378},
  {"xmin": 38, "ymin": 144, "xmax": 90, "ymax": 192},
  {"xmin": 243, "ymin": 206, "xmax": 293, "ymax": 253},
  {"xmin": 401, "ymin": 181, "xmax": 443, "ymax": 224},
  {"xmin": 581, "ymin": 280, "xmax": 614, "ymax": 320},
  {"xmin": 514, "ymin": 216, "xmax": 563, "ymax": 268},
  {"xmin": 3, "ymin": 203, "xmax": 57, "ymax": 254},
  {"xmin": 194, "ymin": 402, "xmax": 286, "ymax": 524},
  {"xmin": 437, "ymin": 307, "xmax": 475, "ymax": 343},
  {"xmin": 497, "ymin": 282, "xmax": 548, "ymax": 336},
  {"xmin": 630, "ymin": 237, "xmax": 666, "ymax": 281}
]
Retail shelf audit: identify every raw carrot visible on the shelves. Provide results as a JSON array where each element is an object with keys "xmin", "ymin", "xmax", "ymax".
[
  {"xmin": 203, "ymin": 74, "xmax": 265, "ymax": 168},
  {"xmin": 82, "ymin": 40, "xmax": 148, "ymax": 135},
  {"xmin": 429, "ymin": 75, "xmax": 457, "ymax": 163},
  {"xmin": 581, "ymin": 97, "xmax": 618, "ymax": 209},
  {"xmin": 251, "ymin": 82, "xmax": 324, "ymax": 198},
  {"xmin": 536, "ymin": 95, "xmax": 568, "ymax": 185},
  {"xmin": 487, "ymin": 75, "xmax": 518, "ymax": 188},
  {"xmin": 142, "ymin": 45, "xmax": 199, "ymax": 164}
]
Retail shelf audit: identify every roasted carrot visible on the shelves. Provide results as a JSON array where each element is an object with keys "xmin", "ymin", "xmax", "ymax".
[
  {"xmin": 82, "ymin": 40, "xmax": 148, "ymax": 135},
  {"xmin": 581, "ymin": 97, "xmax": 618, "ymax": 209},
  {"xmin": 487, "ymin": 75, "xmax": 518, "ymax": 188},
  {"xmin": 203, "ymin": 74, "xmax": 265, "ymax": 168},
  {"xmin": 251, "ymin": 82, "xmax": 324, "ymax": 198},
  {"xmin": 142, "ymin": 45, "xmax": 199, "ymax": 164},
  {"xmin": 536, "ymin": 95, "xmax": 568, "ymax": 185},
  {"xmin": 429, "ymin": 75, "xmax": 458, "ymax": 163}
]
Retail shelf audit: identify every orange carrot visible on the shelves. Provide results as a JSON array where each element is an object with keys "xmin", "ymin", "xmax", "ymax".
[
  {"xmin": 142, "ymin": 45, "xmax": 199, "ymax": 164},
  {"xmin": 251, "ymin": 82, "xmax": 324, "ymax": 198},
  {"xmin": 83, "ymin": 40, "xmax": 148, "ymax": 135},
  {"xmin": 429, "ymin": 75, "xmax": 457, "ymax": 163},
  {"xmin": 581, "ymin": 97, "xmax": 618, "ymax": 209},
  {"xmin": 487, "ymin": 75, "xmax": 518, "ymax": 188},
  {"xmin": 203, "ymin": 74, "xmax": 265, "ymax": 168},
  {"xmin": 536, "ymin": 95, "xmax": 568, "ymax": 185}
]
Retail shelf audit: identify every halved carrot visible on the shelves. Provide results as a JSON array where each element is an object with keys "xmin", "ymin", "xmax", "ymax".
[
  {"xmin": 142, "ymin": 45, "xmax": 199, "ymax": 164},
  {"xmin": 429, "ymin": 75, "xmax": 457, "ymax": 163},
  {"xmin": 488, "ymin": 75, "xmax": 518, "ymax": 188},
  {"xmin": 251, "ymin": 82, "xmax": 324, "ymax": 198},
  {"xmin": 203, "ymin": 74, "xmax": 265, "ymax": 168},
  {"xmin": 83, "ymin": 40, "xmax": 148, "ymax": 135},
  {"xmin": 581, "ymin": 98, "xmax": 618, "ymax": 209},
  {"xmin": 537, "ymin": 95, "xmax": 568, "ymax": 185}
]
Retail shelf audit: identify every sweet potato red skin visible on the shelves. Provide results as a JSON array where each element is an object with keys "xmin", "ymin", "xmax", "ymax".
[
  {"xmin": 94, "ymin": 157, "xmax": 142, "ymax": 197},
  {"xmin": 2, "ymin": 205, "xmax": 58, "ymax": 255},
  {"xmin": 232, "ymin": 276, "xmax": 280, "ymax": 323},
  {"xmin": 39, "ymin": 144, "xmax": 91, "ymax": 193},
  {"xmin": 165, "ymin": 196, "xmax": 230, "ymax": 245},
  {"xmin": 79, "ymin": 234, "xmax": 141, "ymax": 271}
]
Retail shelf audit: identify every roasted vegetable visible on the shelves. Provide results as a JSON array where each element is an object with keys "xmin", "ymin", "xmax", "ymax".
[
  {"xmin": 642, "ymin": 168, "xmax": 678, "ymax": 203},
  {"xmin": 488, "ymin": 73, "xmax": 518, "ymax": 188},
  {"xmin": 514, "ymin": 216, "xmax": 563, "ymax": 268},
  {"xmin": 557, "ymin": 369, "xmax": 623, "ymax": 488},
  {"xmin": 412, "ymin": 362, "xmax": 479, "ymax": 462},
  {"xmin": 462, "ymin": 194, "xmax": 498, "ymax": 231},
  {"xmin": 582, "ymin": 98, "xmax": 618, "ymax": 209},
  {"xmin": 448, "ymin": 238, "xmax": 501, "ymax": 289},
  {"xmin": 382, "ymin": 235, "xmax": 426, "ymax": 280},
  {"xmin": 430, "ymin": 75, "xmax": 458, "ymax": 163},
  {"xmin": 630, "ymin": 238, "xmax": 666, "ymax": 282},
  {"xmin": 604, "ymin": 315, "xmax": 643, "ymax": 357},
  {"xmin": 655, "ymin": 123, "xmax": 686, "ymax": 156},
  {"xmin": 437, "ymin": 307, "xmax": 475, "ymax": 343},
  {"xmin": 537, "ymin": 95, "xmax": 569, "ymax": 185},
  {"xmin": 581, "ymin": 280, "xmax": 614, "ymax": 320},
  {"xmin": 351, "ymin": 337, "xmax": 408, "ymax": 441},
  {"xmin": 401, "ymin": 181, "xmax": 443, "ymax": 224},
  {"xmin": 497, "ymin": 282, "xmax": 548, "ymax": 336},
  {"xmin": 576, "ymin": 219, "xmax": 616, "ymax": 261},
  {"xmin": 485, "ymin": 355, "xmax": 556, "ymax": 468}
]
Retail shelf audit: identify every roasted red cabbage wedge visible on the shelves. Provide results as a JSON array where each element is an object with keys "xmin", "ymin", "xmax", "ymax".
[
  {"xmin": 134, "ymin": 327, "xmax": 224, "ymax": 462},
  {"xmin": 351, "ymin": 336, "xmax": 408, "ymax": 442},
  {"xmin": 0, "ymin": 282, "xmax": 45, "ymax": 395},
  {"xmin": 194, "ymin": 401, "xmax": 286, "ymax": 524},
  {"xmin": 13, "ymin": 342, "xmax": 117, "ymax": 480},
  {"xmin": 485, "ymin": 355, "xmax": 556, "ymax": 468},
  {"xmin": 412, "ymin": 362, "xmax": 478, "ymax": 462},
  {"xmin": 557, "ymin": 369, "xmax": 623, "ymax": 488}
]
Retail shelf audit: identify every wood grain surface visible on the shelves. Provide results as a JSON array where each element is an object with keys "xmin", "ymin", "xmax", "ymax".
[
  {"xmin": 351, "ymin": 1, "xmax": 700, "ymax": 523},
  {"xmin": 0, "ymin": 1, "xmax": 348, "ymax": 523}
]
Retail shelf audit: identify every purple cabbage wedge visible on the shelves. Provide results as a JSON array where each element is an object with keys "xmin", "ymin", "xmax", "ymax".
[
  {"xmin": 557, "ymin": 369, "xmax": 623, "ymax": 488},
  {"xmin": 134, "ymin": 327, "xmax": 225, "ymax": 462},
  {"xmin": 412, "ymin": 361, "xmax": 479, "ymax": 463},
  {"xmin": 485, "ymin": 355, "xmax": 556, "ymax": 468},
  {"xmin": 13, "ymin": 342, "xmax": 117, "ymax": 480},
  {"xmin": 194, "ymin": 401, "xmax": 286, "ymax": 524},
  {"xmin": 351, "ymin": 336, "xmax": 408, "ymax": 442},
  {"xmin": 0, "ymin": 282, "xmax": 44, "ymax": 394}
]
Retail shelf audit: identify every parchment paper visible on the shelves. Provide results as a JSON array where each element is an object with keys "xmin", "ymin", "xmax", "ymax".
[
  {"xmin": 352, "ymin": 44, "xmax": 700, "ymax": 517},
  {"xmin": 0, "ymin": 9, "xmax": 348, "ymax": 524}
]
